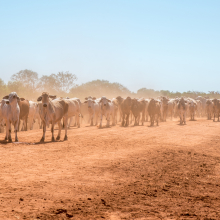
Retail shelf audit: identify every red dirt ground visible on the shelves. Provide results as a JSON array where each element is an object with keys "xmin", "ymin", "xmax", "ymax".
[{"xmin": 0, "ymin": 119, "xmax": 220, "ymax": 219}]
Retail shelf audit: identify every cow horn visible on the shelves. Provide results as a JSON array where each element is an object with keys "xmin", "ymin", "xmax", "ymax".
[{"xmin": 3, "ymin": 95, "xmax": 9, "ymax": 99}]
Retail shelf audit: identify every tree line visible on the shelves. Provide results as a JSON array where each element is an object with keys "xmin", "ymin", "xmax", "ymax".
[{"xmin": 0, "ymin": 69, "xmax": 219, "ymax": 101}]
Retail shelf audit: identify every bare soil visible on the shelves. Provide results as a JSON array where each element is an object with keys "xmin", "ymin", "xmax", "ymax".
[{"xmin": 0, "ymin": 119, "xmax": 220, "ymax": 219}]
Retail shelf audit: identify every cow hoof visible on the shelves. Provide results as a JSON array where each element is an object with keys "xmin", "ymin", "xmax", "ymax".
[
  {"xmin": 40, "ymin": 138, "xmax": 45, "ymax": 143},
  {"xmin": 56, "ymin": 136, "xmax": 60, "ymax": 140},
  {"xmin": 4, "ymin": 137, "xmax": 7, "ymax": 141},
  {"xmin": 52, "ymin": 137, "xmax": 55, "ymax": 142},
  {"xmin": 64, "ymin": 135, "xmax": 68, "ymax": 141},
  {"xmin": 15, "ymin": 139, "xmax": 19, "ymax": 142},
  {"xmin": 8, "ymin": 138, "xmax": 12, "ymax": 143}
]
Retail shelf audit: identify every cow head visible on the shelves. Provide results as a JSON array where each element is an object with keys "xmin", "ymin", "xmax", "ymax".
[
  {"xmin": 99, "ymin": 97, "xmax": 111, "ymax": 108},
  {"xmin": 3, "ymin": 92, "xmax": 20, "ymax": 105},
  {"xmin": 84, "ymin": 99, "xmax": 95, "ymax": 108},
  {"xmin": 37, "ymin": 92, "xmax": 56, "ymax": 107},
  {"xmin": 116, "ymin": 96, "xmax": 124, "ymax": 104}
]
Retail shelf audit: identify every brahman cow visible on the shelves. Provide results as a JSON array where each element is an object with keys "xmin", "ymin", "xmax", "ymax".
[
  {"xmin": 29, "ymin": 101, "xmax": 41, "ymax": 130},
  {"xmin": 148, "ymin": 99, "xmax": 161, "ymax": 126},
  {"xmin": 188, "ymin": 99, "xmax": 197, "ymax": 121},
  {"xmin": 206, "ymin": 99, "xmax": 213, "ymax": 120},
  {"xmin": 18, "ymin": 98, "xmax": 29, "ymax": 131},
  {"xmin": 98, "ymin": 96, "xmax": 115, "ymax": 128},
  {"xmin": 167, "ymin": 99, "xmax": 176, "ymax": 120},
  {"xmin": 37, "ymin": 92, "xmax": 69, "ymax": 142},
  {"xmin": 177, "ymin": 97, "xmax": 186, "ymax": 125},
  {"xmin": 131, "ymin": 98, "xmax": 146, "ymax": 126},
  {"xmin": 212, "ymin": 99, "xmax": 220, "ymax": 122},
  {"xmin": 160, "ymin": 97, "xmax": 169, "ymax": 122},
  {"xmin": 115, "ymin": 96, "xmax": 124, "ymax": 122},
  {"xmin": 2, "ymin": 92, "xmax": 20, "ymax": 142},
  {"xmin": 84, "ymin": 98, "xmax": 100, "ymax": 126},
  {"xmin": 119, "ymin": 96, "xmax": 132, "ymax": 127}
]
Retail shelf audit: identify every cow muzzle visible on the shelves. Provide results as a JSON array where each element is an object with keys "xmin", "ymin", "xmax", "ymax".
[
  {"xmin": 43, "ymin": 104, "xmax": 47, "ymax": 107},
  {"xmin": 104, "ymin": 104, "xmax": 106, "ymax": 106}
]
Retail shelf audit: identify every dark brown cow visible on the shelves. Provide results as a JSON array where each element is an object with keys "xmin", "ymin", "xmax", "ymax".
[
  {"xmin": 212, "ymin": 99, "xmax": 220, "ymax": 122},
  {"xmin": 18, "ymin": 98, "xmax": 29, "ymax": 131},
  {"xmin": 131, "ymin": 98, "xmax": 146, "ymax": 126},
  {"xmin": 161, "ymin": 97, "xmax": 169, "ymax": 122},
  {"xmin": 148, "ymin": 99, "xmax": 161, "ymax": 126},
  {"xmin": 116, "ymin": 96, "xmax": 124, "ymax": 122},
  {"xmin": 120, "ymin": 97, "xmax": 132, "ymax": 127},
  {"xmin": 206, "ymin": 99, "xmax": 213, "ymax": 120}
]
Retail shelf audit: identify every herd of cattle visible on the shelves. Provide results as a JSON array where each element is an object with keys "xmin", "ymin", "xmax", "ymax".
[{"xmin": 0, "ymin": 92, "xmax": 219, "ymax": 142}]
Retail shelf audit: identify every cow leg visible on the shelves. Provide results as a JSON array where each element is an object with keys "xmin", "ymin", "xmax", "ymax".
[
  {"xmin": 68, "ymin": 117, "xmax": 71, "ymax": 128},
  {"xmin": 8, "ymin": 123, "xmax": 12, "ymax": 142},
  {"xmin": 51, "ymin": 122, "xmax": 55, "ymax": 142},
  {"xmin": 5, "ymin": 121, "xmax": 9, "ymax": 141},
  {"xmin": 40, "ymin": 121, "xmax": 46, "ymax": 142},
  {"xmin": 126, "ymin": 114, "xmax": 129, "ymax": 127},
  {"xmin": 112, "ymin": 113, "xmax": 115, "ymax": 126},
  {"xmin": 30, "ymin": 118, "xmax": 34, "ymax": 130},
  {"xmin": 98, "ymin": 114, "xmax": 103, "ymax": 128},
  {"xmin": 14, "ymin": 120, "xmax": 19, "ymax": 142},
  {"xmin": 152, "ymin": 115, "xmax": 155, "ymax": 126},
  {"xmin": 77, "ymin": 113, "xmax": 80, "ymax": 128},
  {"xmin": 90, "ymin": 113, "xmax": 94, "ymax": 126},
  {"xmin": 25, "ymin": 117, "xmax": 28, "ymax": 131},
  {"xmin": 106, "ymin": 114, "xmax": 110, "ymax": 128},
  {"xmin": 63, "ymin": 117, "xmax": 68, "ymax": 141},
  {"xmin": 121, "ymin": 113, "xmax": 125, "ymax": 126},
  {"xmin": 56, "ymin": 121, "xmax": 61, "ymax": 140}
]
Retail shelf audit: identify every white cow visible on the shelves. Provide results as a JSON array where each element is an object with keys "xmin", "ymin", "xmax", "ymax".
[
  {"xmin": 0, "ymin": 102, "xmax": 4, "ymax": 133},
  {"xmin": 167, "ymin": 99, "xmax": 176, "ymax": 120},
  {"xmin": 64, "ymin": 98, "xmax": 81, "ymax": 128},
  {"xmin": 37, "ymin": 93, "xmax": 69, "ymax": 142},
  {"xmin": 84, "ymin": 98, "xmax": 100, "ymax": 126},
  {"xmin": 2, "ymin": 92, "xmax": 20, "ymax": 142},
  {"xmin": 28, "ymin": 101, "xmax": 41, "ymax": 130},
  {"xmin": 98, "ymin": 97, "xmax": 115, "ymax": 128}
]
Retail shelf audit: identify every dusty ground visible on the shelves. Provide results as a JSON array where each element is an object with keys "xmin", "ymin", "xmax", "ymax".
[{"xmin": 0, "ymin": 118, "xmax": 220, "ymax": 219}]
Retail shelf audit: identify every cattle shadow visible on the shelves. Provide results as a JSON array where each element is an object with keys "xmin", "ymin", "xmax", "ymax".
[
  {"xmin": 0, "ymin": 140, "xmax": 9, "ymax": 145},
  {"xmin": 147, "ymin": 125, "xmax": 159, "ymax": 128},
  {"xmin": 177, "ymin": 123, "xmax": 187, "ymax": 126},
  {"xmin": 34, "ymin": 140, "xmax": 66, "ymax": 145}
]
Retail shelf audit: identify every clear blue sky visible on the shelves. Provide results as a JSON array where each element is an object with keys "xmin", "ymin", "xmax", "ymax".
[{"xmin": 0, "ymin": 0, "xmax": 219, "ymax": 92}]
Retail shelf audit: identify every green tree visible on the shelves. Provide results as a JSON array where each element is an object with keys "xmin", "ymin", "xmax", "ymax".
[
  {"xmin": 69, "ymin": 80, "xmax": 131, "ymax": 100},
  {"xmin": 11, "ymin": 69, "xmax": 38, "ymax": 90},
  {"xmin": 38, "ymin": 71, "xmax": 77, "ymax": 96}
]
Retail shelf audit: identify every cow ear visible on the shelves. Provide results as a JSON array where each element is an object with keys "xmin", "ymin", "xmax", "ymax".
[
  {"xmin": 49, "ymin": 95, "xmax": 56, "ymax": 99},
  {"xmin": 17, "ymin": 97, "xmax": 20, "ymax": 102},
  {"xmin": 3, "ymin": 95, "xmax": 9, "ymax": 99},
  {"xmin": 37, "ymin": 96, "xmax": 42, "ymax": 101},
  {"xmin": 85, "ymin": 97, "xmax": 88, "ymax": 100},
  {"xmin": 20, "ymin": 98, "xmax": 25, "ymax": 101},
  {"xmin": 92, "ymin": 100, "xmax": 95, "ymax": 103},
  {"xmin": 107, "ymin": 99, "xmax": 111, "ymax": 102},
  {"xmin": 92, "ymin": 97, "xmax": 96, "ymax": 100},
  {"xmin": 84, "ymin": 101, "xmax": 88, "ymax": 103}
]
